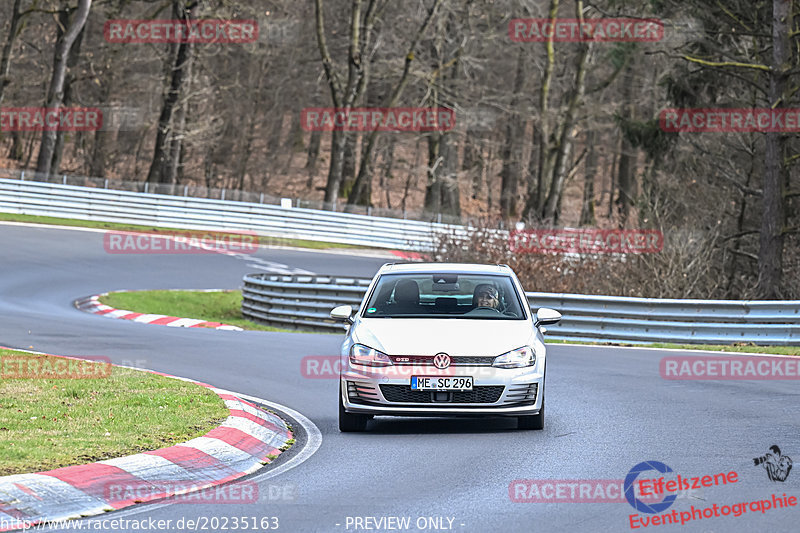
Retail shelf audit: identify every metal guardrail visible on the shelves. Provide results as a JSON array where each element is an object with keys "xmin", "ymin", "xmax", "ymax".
[
  {"xmin": 241, "ymin": 274, "xmax": 800, "ymax": 345},
  {"xmin": 0, "ymin": 167, "xmax": 468, "ymax": 224},
  {"xmin": 0, "ymin": 176, "xmax": 469, "ymax": 250}
]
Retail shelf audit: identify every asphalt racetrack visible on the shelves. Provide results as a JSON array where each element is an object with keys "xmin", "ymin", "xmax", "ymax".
[{"xmin": 0, "ymin": 223, "xmax": 797, "ymax": 533}]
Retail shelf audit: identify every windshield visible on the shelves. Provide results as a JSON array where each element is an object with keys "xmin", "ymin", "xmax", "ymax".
[{"xmin": 362, "ymin": 273, "xmax": 526, "ymax": 319}]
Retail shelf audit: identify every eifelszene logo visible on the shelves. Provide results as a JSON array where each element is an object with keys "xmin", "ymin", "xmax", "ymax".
[
  {"xmin": 753, "ymin": 445, "xmax": 792, "ymax": 482},
  {"xmin": 624, "ymin": 461, "xmax": 677, "ymax": 514}
]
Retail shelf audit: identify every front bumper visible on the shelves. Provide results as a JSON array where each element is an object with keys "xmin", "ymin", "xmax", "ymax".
[{"xmin": 340, "ymin": 363, "xmax": 543, "ymax": 417}]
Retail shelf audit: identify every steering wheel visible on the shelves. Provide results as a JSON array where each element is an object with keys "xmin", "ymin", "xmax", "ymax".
[{"xmin": 473, "ymin": 306, "xmax": 501, "ymax": 313}]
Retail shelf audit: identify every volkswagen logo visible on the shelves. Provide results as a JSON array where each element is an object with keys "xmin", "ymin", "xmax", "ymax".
[{"xmin": 433, "ymin": 352, "xmax": 451, "ymax": 369}]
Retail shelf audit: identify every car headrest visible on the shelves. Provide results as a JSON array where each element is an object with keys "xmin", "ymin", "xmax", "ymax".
[{"xmin": 394, "ymin": 279, "xmax": 420, "ymax": 304}]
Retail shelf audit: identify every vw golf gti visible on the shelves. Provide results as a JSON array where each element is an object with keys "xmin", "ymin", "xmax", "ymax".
[{"xmin": 330, "ymin": 263, "xmax": 561, "ymax": 432}]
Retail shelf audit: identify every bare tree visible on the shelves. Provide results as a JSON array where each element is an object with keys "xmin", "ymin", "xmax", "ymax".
[
  {"xmin": 146, "ymin": 0, "xmax": 197, "ymax": 184},
  {"xmin": 35, "ymin": 0, "xmax": 91, "ymax": 177}
]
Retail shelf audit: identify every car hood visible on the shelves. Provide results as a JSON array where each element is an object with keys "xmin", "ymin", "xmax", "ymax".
[{"xmin": 353, "ymin": 318, "xmax": 534, "ymax": 356}]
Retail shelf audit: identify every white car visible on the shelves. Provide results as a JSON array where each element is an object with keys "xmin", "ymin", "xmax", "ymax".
[{"xmin": 330, "ymin": 263, "xmax": 561, "ymax": 432}]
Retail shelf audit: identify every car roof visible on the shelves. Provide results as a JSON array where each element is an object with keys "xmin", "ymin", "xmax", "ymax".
[{"xmin": 377, "ymin": 262, "xmax": 513, "ymax": 274}]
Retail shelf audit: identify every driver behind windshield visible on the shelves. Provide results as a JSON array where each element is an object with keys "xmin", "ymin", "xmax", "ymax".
[{"xmin": 473, "ymin": 284, "xmax": 500, "ymax": 309}]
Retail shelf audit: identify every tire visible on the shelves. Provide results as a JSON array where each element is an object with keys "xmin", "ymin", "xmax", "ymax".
[
  {"xmin": 339, "ymin": 383, "xmax": 369, "ymax": 432},
  {"xmin": 518, "ymin": 392, "xmax": 544, "ymax": 430}
]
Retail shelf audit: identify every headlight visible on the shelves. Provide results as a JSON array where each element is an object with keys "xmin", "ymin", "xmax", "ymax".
[
  {"xmin": 492, "ymin": 346, "xmax": 535, "ymax": 368},
  {"xmin": 349, "ymin": 344, "xmax": 393, "ymax": 367}
]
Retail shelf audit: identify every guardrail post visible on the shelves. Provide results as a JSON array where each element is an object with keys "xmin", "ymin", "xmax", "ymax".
[
  {"xmin": 144, "ymin": 182, "xmax": 149, "ymax": 193},
  {"xmin": 260, "ymin": 192, "xmax": 264, "ymax": 203},
  {"xmin": 221, "ymin": 189, "xmax": 226, "ymax": 201},
  {"xmin": 104, "ymin": 179, "xmax": 109, "ymax": 189},
  {"xmin": 20, "ymin": 170, "xmax": 25, "ymax": 181},
  {"xmin": 62, "ymin": 174, "xmax": 67, "ymax": 185},
  {"xmin": 184, "ymin": 185, "xmax": 188, "ymax": 196}
]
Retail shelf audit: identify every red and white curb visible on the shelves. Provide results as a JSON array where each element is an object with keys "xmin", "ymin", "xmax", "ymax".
[
  {"xmin": 74, "ymin": 292, "xmax": 243, "ymax": 331},
  {"xmin": 0, "ymin": 350, "xmax": 293, "ymax": 532},
  {"xmin": 389, "ymin": 250, "xmax": 427, "ymax": 261}
]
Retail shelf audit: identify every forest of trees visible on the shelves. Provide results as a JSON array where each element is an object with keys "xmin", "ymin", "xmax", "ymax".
[{"xmin": 0, "ymin": 0, "xmax": 798, "ymax": 299}]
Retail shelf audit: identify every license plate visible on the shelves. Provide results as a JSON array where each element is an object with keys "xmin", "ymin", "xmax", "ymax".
[{"xmin": 410, "ymin": 376, "xmax": 473, "ymax": 391}]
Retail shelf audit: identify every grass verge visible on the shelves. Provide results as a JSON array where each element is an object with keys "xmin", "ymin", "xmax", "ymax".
[
  {"xmin": 0, "ymin": 212, "xmax": 369, "ymax": 250},
  {"xmin": 98, "ymin": 290, "xmax": 292, "ymax": 332},
  {"xmin": 545, "ymin": 339, "xmax": 799, "ymax": 356},
  {"xmin": 0, "ymin": 348, "xmax": 229, "ymax": 476}
]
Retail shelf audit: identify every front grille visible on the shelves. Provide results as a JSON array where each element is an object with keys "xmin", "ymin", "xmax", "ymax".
[
  {"xmin": 380, "ymin": 385, "xmax": 504, "ymax": 404},
  {"xmin": 388, "ymin": 355, "xmax": 495, "ymax": 366}
]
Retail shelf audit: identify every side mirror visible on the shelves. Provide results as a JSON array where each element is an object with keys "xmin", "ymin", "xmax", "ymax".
[
  {"xmin": 330, "ymin": 305, "xmax": 354, "ymax": 323},
  {"xmin": 535, "ymin": 307, "xmax": 561, "ymax": 327}
]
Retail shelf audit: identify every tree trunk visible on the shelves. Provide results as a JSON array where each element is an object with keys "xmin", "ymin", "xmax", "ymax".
[
  {"xmin": 324, "ymin": 128, "xmax": 346, "ymax": 207},
  {"xmin": 51, "ymin": 14, "xmax": 87, "ymax": 175},
  {"xmin": 607, "ymin": 143, "xmax": 618, "ymax": 218},
  {"xmin": 90, "ymin": 128, "xmax": 111, "ymax": 178},
  {"xmin": 347, "ymin": 0, "xmax": 445, "ymax": 208},
  {"xmin": 305, "ymin": 129, "xmax": 322, "ymax": 179},
  {"xmin": 50, "ymin": 82, "xmax": 71, "ymax": 175},
  {"xmin": 339, "ymin": 133, "xmax": 358, "ymax": 197},
  {"xmin": 469, "ymin": 138, "xmax": 485, "ymax": 199},
  {"xmin": 425, "ymin": 133, "xmax": 442, "ymax": 214},
  {"xmin": 756, "ymin": 0, "xmax": 790, "ymax": 298},
  {"xmin": 285, "ymin": 114, "xmax": 304, "ymax": 151},
  {"xmin": 724, "ymin": 150, "xmax": 756, "ymax": 297},
  {"xmin": 8, "ymin": 131, "xmax": 24, "ymax": 160},
  {"xmin": 579, "ymin": 130, "xmax": 597, "ymax": 226},
  {"xmin": 541, "ymin": 0, "xmax": 590, "ymax": 222},
  {"xmin": 380, "ymin": 137, "xmax": 395, "ymax": 209},
  {"xmin": 35, "ymin": 0, "xmax": 92, "ymax": 177},
  {"xmin": 146, "ymin": 0, "xmax": 196, "ymax": 184},
  {"xmin": 316, "ymin": 0, "xmax": 372, "ymax": 205},
  {"xmin": 522, "ymin": 0, "xmax": 559, "ymax": 219},
  {"xmin": 167, "ymin": 44, "xmax": 193, "ymax": 187},
  {"xmin": 0, "ymin": 0, "xmax": 23, "ymax": 107},
  {"xmin": 237, "ymin": 104, "xmax": 259, "ymax": 191},
  {"xmin": 439, "ymin": 132, "xmax": 460, "ymax": 217},
  {"xmin": 616, "ymin": 59, "xmax": 637, "ymax": 228},
  {"xmin": 267, "ymin": 114, "xmax": 284, "ymax": 153},
  {"xmin": 499, "ymin": 49, "xmax": 526, "ymax": 219},
  {"xmin": 522, "ymin": 122, "xmax": 539, "ymax": 219},
  {"xmin": 401, "ymin": 138, "xmax": 422, "ymax": 213}
]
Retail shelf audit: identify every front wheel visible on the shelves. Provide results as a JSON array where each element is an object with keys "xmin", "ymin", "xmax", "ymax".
[
  {"xmin": 518, "ymin": 394, "xmax": 544, "ymax": 430},
  {"xmin": 339, "ymin": 384, "xmax": 369, "ymax": 432}
]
